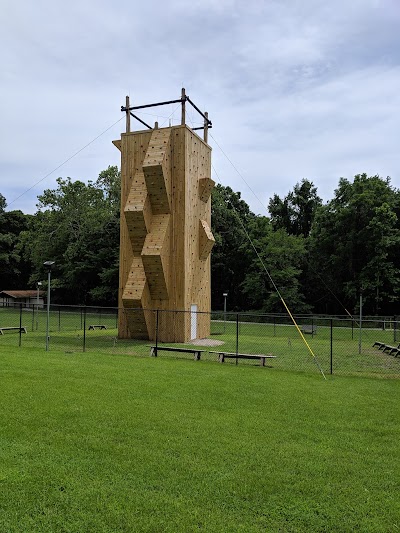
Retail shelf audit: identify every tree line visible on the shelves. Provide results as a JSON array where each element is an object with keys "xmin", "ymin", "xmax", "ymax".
[{"xmin": 1, "ymin": 167, "xmax": 399, "ymax": 316}]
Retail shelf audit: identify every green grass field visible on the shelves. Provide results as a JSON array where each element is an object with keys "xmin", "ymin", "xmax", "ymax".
[
  {"xmin": 0, "ymin": 345, "xmax": 398, "ymax": 532},
  {"xmin": 1, "ymin": 307, "xmax": 399, "ymax": 378}
]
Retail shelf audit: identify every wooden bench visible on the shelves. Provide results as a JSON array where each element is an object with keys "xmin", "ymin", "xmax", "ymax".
[
  {"xmin": 382, "ymin": 345, "xmax": 400, "ymax": 356},
  {"xmin": 373, "ymin": 342, "xmax": 400, "ymax": 356},
  {"xmin": 372, "ymin": 341, "xmax": 386, "ymax": 350},
  {"xmin": 0, "ymin": 326, "xmax": 27, "ymax": 335},
  {"xmin": 301, "ymin": 325, "xmax": 317, "ymax": 335},
  {"xmin": 209, "ymin": 351, "xmax": 276, "ymax": 367},
  {"xmin": 149, "ymin": 345, "xmax": 203, "ymax": 360},
  {"xmin": 88, "ymin": 325, "xmax": 107, "ymax": 330}
]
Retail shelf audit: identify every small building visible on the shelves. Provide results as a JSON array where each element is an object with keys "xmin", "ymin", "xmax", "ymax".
[{"xmin": 0, "ymin": 290, "xmax": 45, "ymax": 309}]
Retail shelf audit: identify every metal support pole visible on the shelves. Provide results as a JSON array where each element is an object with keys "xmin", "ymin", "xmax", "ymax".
[
  {"xmin": 359, "ymin": 292, "xmax": 362, "ymax": 354},
  {"xmin": 330, "ymin": 319, "xmax": 333, "ymax": 375},
  {"xmin": 83, "ymin": 307, "xmax": 86, "ymax": 353},
  {"xmin": 155, "ymin": 309, "xmax": 159, "ymax": 357},
  {"xmin": 46, "ymin": 270, "xmax": 51, "ymax": 351},
  {"xmin": 36, "ymin": 281, "xmax": 42, "ymax": 330},
  {"xmin": 223, "ymin": 293, "xmax": 227, "ymax": 334},
  {"xmin": 19, "ymin": 303, "xmax": 23, "ymax": 347},
  {"xmin": 236, "ymin": 314, "xmax": 239, "ymax": 365}
]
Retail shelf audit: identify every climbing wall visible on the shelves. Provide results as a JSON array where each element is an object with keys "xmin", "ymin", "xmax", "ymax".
[{"xmin": 113, "ymin": 125, "xmax": 214, "ymax": 342}]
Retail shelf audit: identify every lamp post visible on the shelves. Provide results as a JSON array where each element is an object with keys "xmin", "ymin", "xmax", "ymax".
[
  {"xmin": 36, "ymin": 281, "xmax": 42, "ymax": 330},
  {"xmin": 44, "ymin": 261, "xmax": 55, "ymax": 351},
  {"xmin": 223, "ymin": 292, "xmax": 228, "ymax": 334}
]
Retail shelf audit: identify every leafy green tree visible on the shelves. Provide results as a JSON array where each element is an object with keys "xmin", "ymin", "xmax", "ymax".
[
  {"xmin": 240, "ymin": 216, "xmax": 311, "ymax": 313},
  {"xmin": 24, "ymin": 167, "xmax": 120, "ymax": 305},
  {"xmin": 308, "ymin": 174, "xmax": 400, "ymax": 314},
  {"xmin": 211, "ymin": 184, "xmax": 309, "ymax": 313},
  {"xmin": 211, "ymin": 184, "xmax": 255, "ymax": 310},
  {"xmin": 0, "ymin": 194, "xmax": 31, "ymax": 289},
  {"xmin": 268, "ymin": 179, "xmax": 322, "ymax": 237}
]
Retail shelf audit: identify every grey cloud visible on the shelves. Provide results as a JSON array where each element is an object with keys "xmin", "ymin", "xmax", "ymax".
[{"xmin": 1, "ymin": 0, "xmax": 400, "ymax": 214}]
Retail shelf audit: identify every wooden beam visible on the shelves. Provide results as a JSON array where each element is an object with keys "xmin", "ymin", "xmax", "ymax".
[
  {"xmin": 181, "ymin": 88, "xmax": 186, "ymax": 125},
  {"xmin": 204, "ymin": 111, "xmax": 209, "ymax": 143},
  {"xmin": 126, "ymin": 95, "xmax": 130, "ymax": 133}
]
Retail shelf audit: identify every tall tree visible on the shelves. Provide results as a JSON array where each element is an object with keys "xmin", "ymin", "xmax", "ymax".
[
  {"xmin": 240, "ymin": 216, "xmax": 310, "ymax": 313},
  {"xmin": 308, "ymin": 174, "xmax": 400, "ymax": 314},
  {"xmin": 268, "ymin": 179, "xmax": 322, "ymax": 237},
  {"xmin": 211, "ymin": 184, "xmax": 255, "ymax": 310},
  {"xmin": 24, "ymin": 167, "xmax": 120, "ymax": 305},
  {"xmin": 0, "ymin": 194, "xmax": 31, "ymax": 289}
]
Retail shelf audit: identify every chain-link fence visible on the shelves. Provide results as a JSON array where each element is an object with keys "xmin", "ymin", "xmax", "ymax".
[{"xmin": 1, "ymin": 304, "xmax": 399, "ymax": 378}]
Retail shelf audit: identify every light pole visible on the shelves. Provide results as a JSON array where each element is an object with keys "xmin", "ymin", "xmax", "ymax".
[
  {"xmin": 36, "ymin": 281, "xmax": 42, "ymax": 330},
  {"xmin": 223, "ymin": 292, "xmax": 228, "ymax": 334},
  {"xmin": 44, "ymin": 261, "xmax": 55, "ymax": 351}
]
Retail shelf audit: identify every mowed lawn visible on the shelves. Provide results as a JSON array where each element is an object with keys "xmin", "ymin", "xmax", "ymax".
[{"xmin": 0, "ymin": 346, "xmax": 399, "ymax": 532}]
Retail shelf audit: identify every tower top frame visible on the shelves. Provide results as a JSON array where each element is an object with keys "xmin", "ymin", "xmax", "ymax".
[{"xmin": 121, "ymin": 88, "xmax": 212, "ymax": 143}]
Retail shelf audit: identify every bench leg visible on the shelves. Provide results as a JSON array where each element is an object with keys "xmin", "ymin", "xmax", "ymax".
[
  {"xmin": 150, "ymin": 347, "xmax": 156, "ymax": 357},
  {"xmin": 219, "ymin": 354, "xmax": 224, "ymax": 363},
  {"xmin": 260, "ymin": 357, "xmax": 265, "ymax": 367},
  {"xmin": 194, "ymin": 352, "xmax": 201, "ymax": 361}
]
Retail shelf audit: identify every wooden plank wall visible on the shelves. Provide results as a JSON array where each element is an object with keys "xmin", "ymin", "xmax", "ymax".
[{"xmin": 114, "ymin": 125, "xmax": 214, "ymax": 342}]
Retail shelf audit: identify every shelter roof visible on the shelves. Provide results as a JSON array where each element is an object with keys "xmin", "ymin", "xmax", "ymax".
[{"xmin": 0, "ymin": 290, "xmax": 45, "ymax": 298}]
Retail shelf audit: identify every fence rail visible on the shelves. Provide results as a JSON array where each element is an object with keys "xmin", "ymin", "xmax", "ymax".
[{"xmin": 1, "ymin": 304, "xmax": 399, "ymax": 379}]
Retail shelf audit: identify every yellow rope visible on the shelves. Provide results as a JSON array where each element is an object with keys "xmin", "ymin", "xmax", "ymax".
[{"xmin": 279, "ymin": 296, "xmax": 327, "ymax": 380}]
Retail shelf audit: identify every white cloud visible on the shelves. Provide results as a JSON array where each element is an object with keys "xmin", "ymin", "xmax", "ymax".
[{"xmin": 1, "ymin": 0, "xmax": 400, "ymax": 214}]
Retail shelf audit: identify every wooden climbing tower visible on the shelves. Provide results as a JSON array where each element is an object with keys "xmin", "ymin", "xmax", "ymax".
[{"xmin": 113, "ymin": 90, "xmax": 215, "ymax": 342}]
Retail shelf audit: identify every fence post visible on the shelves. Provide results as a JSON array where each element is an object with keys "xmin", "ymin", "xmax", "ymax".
[
  {"xmin": 236, "ymin": 314, "xmax": 239, "ymax": 365},
  {"xmin": 58, "ymin": 307, "xmax": 61, "ymax": 332},
  {"xmin": 358, "ymin": 291, "xmax": 363, "ymax": 355},
  {"xmin": 83, "ymin": 306, "xmax": 86, "ymax": 352},
  {"xmin": 155, "ymin": 309, "xmax": 159, "ymax": 357},
  {"xmin": 394, "ymin": 316, "xmax": 397, "ymax": 343},
  {"xmin": 19, "ymin": 303, "xmax": 23, "ymax": 347},
  {"xmin": 330, "ymin": 319, "xmax": 333, "ymax": 375}
]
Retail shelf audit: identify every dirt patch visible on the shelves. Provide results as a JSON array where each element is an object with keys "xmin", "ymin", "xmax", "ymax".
[{"xmin": 189, "ymin": 338, "xmax": 225, "ymax": 347}]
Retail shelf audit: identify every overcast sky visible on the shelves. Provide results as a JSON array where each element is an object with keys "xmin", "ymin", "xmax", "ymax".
[{"xmin": 1, "ymin": 0, "xmax": 400, "ymax": 215}]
